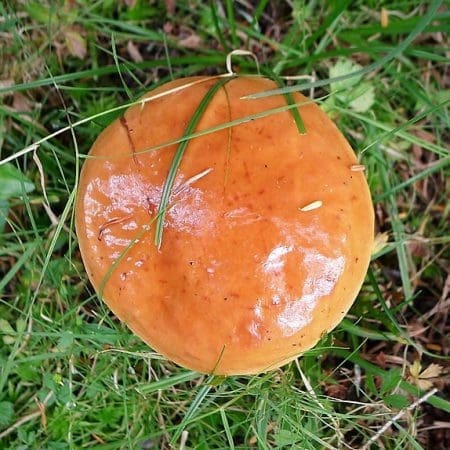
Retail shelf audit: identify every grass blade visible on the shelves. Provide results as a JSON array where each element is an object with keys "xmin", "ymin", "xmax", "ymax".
[
  {"xmin": 154, "ymin": 77, "xmax": 233, "ymax": 249},
  {"xmin": 263, "ymin": 68, "xmax": 306, "ymax": 134},
  {"xmin": 220, "ymin": 408, "xmax": 235, "ymax": 450},
  {"xmin": 245, "ymin": 0, "xmax": 442, "ymax": 98},
  {"xmin": 210, "ymin": 0, "xmax": 230, "ymax": 52},
  {"xmin": 332, "ymin": 347, "xmax": 450, "ymax": 413},
  {"xmin": 226, "ymin": 0, "xmax": 238, "ymax": 48},
  {"xmin": 138, "ymin": 371, "xmax": 198, "ymax": 395},
  {"xmin": 170, "ymin": 381, "xmax": 213, "ymax": 444}
]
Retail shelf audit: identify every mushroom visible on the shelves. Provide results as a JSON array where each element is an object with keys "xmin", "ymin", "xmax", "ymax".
[{"xmin": 75, "ymin": 76, "xmax": 374, "ymax": 375}]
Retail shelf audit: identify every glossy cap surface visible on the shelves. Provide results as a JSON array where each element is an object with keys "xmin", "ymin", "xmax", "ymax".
[{"xmin": 75, "ymin": 76, "xmax": 374, "ymax": 375}]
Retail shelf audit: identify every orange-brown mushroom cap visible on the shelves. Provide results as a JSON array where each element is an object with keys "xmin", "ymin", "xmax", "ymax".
[{"xmin": 75, "ymin": 76, "xmax": 374, "ymax": 375}]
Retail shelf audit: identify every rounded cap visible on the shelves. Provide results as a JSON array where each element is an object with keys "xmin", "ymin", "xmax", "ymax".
[{"xmin": 75, "ymin": 76, "xmax": 374, "ymax": 375}]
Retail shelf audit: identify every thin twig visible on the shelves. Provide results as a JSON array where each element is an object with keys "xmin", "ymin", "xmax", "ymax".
[
  {"xmin": 179, "ymin": 430, "xmax": 189, "ymax": 450},
  {"xmin": 0, "ymin": 411, "xmax": 41, "ymax": 440},
  {"xmin": 296, "ymin": 360, "xmax": 345, "ymax": 447},
  {"xmin": 0, "ymin": 391, "xmax": 53, "ymax": 439},
  {"xmin": 97, "ymin": 215, "xmax": 133, "ymax": 241},
  {"xmin": 33, "ymin": 149, "xmax": 59, "ymax": 226},
  {"xmin": 172, "ymin": 168, "xmax": 213, "ymax": 196},
  {"xmin": 226, "ymin": 49, "xmax": 260, "ymax": 75},
  {"xmin": 0, "ymin": 76, "xmax": 233, "ymax": 167},
  {"xmin": 360, "ymin": 388, "xmax": 438, "ymax": 450}
]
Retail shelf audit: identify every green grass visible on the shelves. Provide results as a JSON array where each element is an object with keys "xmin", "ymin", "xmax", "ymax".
[{"xmin": 1, "ymin": 1, "xmax": 449, "ymax": 449}]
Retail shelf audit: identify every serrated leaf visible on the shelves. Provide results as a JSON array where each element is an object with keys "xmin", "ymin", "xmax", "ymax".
[
  {"xmin": 43, "ymin": 372, "xmax": 56, "ymax": 390},
  {"xmin": 16, "ymin": 318, "xmax": 27, "ymax": 333},
  {"xmin": 416, "ymin": 379, "xmax": 434, "ymax": 390},
  {"xmin": 409, "ymin": 360, "xmax": 422, "ymax": 378},
  {"xmin": 329, "ymin": 60, "xmax": 375, "ymax": 113},
  {"xmin": 329, "ymin": 59, "xmax": 363, "ymax": 93},
  {"xmin": 57, "ymin": 331, "xmax": 74, "ymax": 351},
  {"xmin": 0, "ymin": 163, "xmax": 35, "ymax": 200},
  {"xmin": 383, "ymin": 394, "xmax": 409, "ymax": 409},
  {"xmin": 17, "ymin": 363, "xmax": 40, "ymax": 382},
  {"xmin": 408, "ymin": 360, "xmax": 443, "ymax": 390},
  {"xmin": 2, "ymin": 335, "xmax": 15, "ymax": 344},
  {"xmin": 349, "ymin": 83, "xmax": 375, "ymax": 112},
  {"xmin": 0, "ymin": 318, "xmax": 15, "ymax": 334},
  {"xmin": 0, "ymin": 401, "xmax": 14, "ymax": 426},
  {"xmin": 56, "ymin": 383, "xmax": 71, "ymax": 404},
  {"xmin": 86, "ymin": 381, "xmax": 103, "ymax": 399},
  {"xmin": 25, "ymin": 1, "xmax": 50, "ymax": 23},
  {"xmin": 419, "ymin": 363, "xmax": 443, "ymax": 379},
  {"xmin": 409, "ymin": 361, "xmax": 443, "ymax": 390},
  {"xmin": 372, "ymin": 232, "xmax": 389, "ymax": 255},
  {"xmin": 276, "ymin": 429, "xmax": 298, "ymax": 446},
  {"xmin": 65, "ymin": 30, "xmax": 87, "ymax": 59}
]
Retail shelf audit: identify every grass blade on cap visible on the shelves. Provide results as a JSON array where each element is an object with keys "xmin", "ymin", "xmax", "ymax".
[{"xmin": 154, "ymin": 77, "xmax": 234, "ymax": 249}]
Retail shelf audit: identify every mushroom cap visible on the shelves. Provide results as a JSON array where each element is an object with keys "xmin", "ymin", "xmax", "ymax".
[{"xmin": 75, "ymin": 76, "xmax": 374, "ymax": 375}]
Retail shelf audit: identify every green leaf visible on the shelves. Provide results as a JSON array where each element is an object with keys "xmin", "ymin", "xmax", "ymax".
[
  {"xmin": 0, "ymin": 163, "xmax": 35, "ymax": 200},
  {"xmin": 0, "ymin": 318, "xmax": 15, "ymax": 335},
  {"xmin": 349, "ymin": 83, "xmax": 375, "ymax": 112},
  {"xmin": 329, "ymin": 58, "xmax": 363, "ymax": 92},
  {"xmin": 329, "ymin": 60, "xmax": 375, "ymax": 112},
  {"xmin": 247, "ymin": 0, "xmax": 443, "ymax": 99},
  {"xmin": 276, "ymin": 429, "xmax": 298, "ymax": 446},
  {"xmin": 170, "ymin": 382, "xmax": 212, "ymax": 445},
  {"xmin": 380, "ymin": 368, "xmax": 403, "ymax": 395},
  {"xmin": 0, "ymin": 199, "xmax": 8, "ymax": 233},
  {"xmin": 25, "ymin": 1, "xmax": 51, "ymax": 23},
  {"xmin": 57, "ymin": 332, "xmax": 74, "ymax": 351},
  {"xmin": 384, "ymin": 394, "xmax": 409, "ymax": 409},
  {"xmin": 123, "ymin": 0, "xmax": 159, "ymax": 21},
  {"xmin": 16, "ymin": 318, "xmax": 27, "ymax": 333},
  {"xmin": 17, "ymin": 363, "xmax": 40, "ymax": 382},
  {"xmin": 95, "ymin": 406, "xmax": 123, "ymax": 424},
  {"xmin": 0, "ymin": 401, "xmax": 14, "ymax": 427},
  {"xmin": 85, "ymin": 381, "xmax": 103, "ymax": 399},
  {"xmin": 205, "ymin": 2, "xmax": 228, "ymax": 49},
  {"xmin": 56, "ymin": 383, "xmax": 71, "ymax": 404},
  {"xmin": 43, "ymin": 372, "xmax": 56, "ymax": 391}
]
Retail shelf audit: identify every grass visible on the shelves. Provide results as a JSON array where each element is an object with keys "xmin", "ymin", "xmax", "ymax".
[
  {"xmin": 154, "ymin": 76, "xmax": 234, "ymax": 249},
  {"xmin": 0, "ymin": 0, "xmax": 449, "ymax": 449}
]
